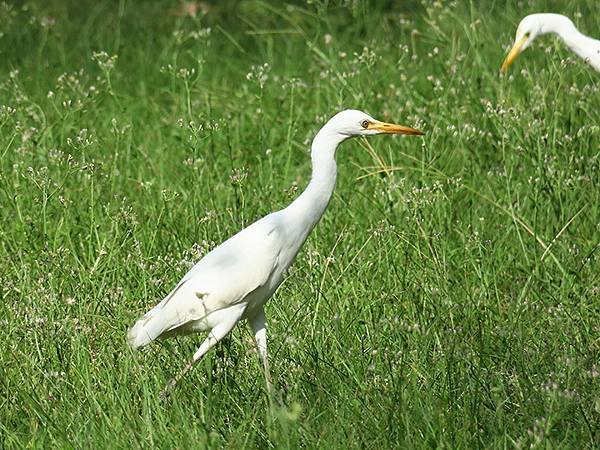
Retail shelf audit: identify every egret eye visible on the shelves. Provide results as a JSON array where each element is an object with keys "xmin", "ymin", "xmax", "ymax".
[
  {"xmin": 525, "ymin": 31, "xmax": 531, "ymax": 37},
  {"xmin": 361, "ymin": 120, "xmax": 370, "ymax": 129}
]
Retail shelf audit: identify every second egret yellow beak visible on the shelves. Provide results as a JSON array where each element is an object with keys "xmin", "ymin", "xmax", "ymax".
[
  {"xmin": 501, "ymin": 34, "xmax": 529, "ymax": 73},
  {"xmin": 368, "ymin": 121, "xmax": 424, "ymax": 136}
]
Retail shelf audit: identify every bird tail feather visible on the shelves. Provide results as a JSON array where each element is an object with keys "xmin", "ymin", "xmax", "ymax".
[
  {"xmin": 127, "ymin": 309, "xmax": 174, "ymax": 349},
  {"xmin": 127, "ymin": 281, "xmax": 189, "ymax": 349}
]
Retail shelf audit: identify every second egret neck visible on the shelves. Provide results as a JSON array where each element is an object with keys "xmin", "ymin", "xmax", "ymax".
[{"xmin": 541, "ymin": 14, "xmax": 600, "ymax": 71}]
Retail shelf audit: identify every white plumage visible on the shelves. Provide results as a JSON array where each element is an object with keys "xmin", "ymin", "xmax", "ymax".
[
  {"xmin": 128, "ymin": 109, "xmax": 423, "ymax": 396},
  {"xmin": 502, "ymin": 13, "xmax": 600, "ymax": 73},
  {"xmin": 128, "ymin": 218, "xmax": 281, "ymax": 348}
]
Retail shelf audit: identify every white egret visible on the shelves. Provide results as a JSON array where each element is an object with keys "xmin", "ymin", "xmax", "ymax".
[
  {"xmin": 128, "ymin": 109, "xmax": 423, "ymax": 396},
  {"xmin": 501, "ymin": 13, "xmax": 600, "ymax": 73}
]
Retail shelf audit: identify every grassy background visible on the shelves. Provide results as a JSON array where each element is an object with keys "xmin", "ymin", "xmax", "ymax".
[{"xmin": 1, "ymin": 0, "xmax": 599, "ymax": 447}]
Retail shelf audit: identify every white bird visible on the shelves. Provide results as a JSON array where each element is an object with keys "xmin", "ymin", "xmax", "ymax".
[
  {"xmin": 128, "ymin": 109, "xmax": 423, "ymax": 396},
  {"xmin": 501, "ymin": 13, "xmax": 600, "ymax": 73}
]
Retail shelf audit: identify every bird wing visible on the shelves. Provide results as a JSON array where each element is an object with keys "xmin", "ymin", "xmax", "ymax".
[{"xmin": 128, "ymin": 216, "xmax": 282, "ymax": 347}]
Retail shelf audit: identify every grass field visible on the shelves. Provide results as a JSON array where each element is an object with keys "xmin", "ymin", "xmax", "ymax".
[{"xmin": 1, "ymin": 0, "xmax": 599, "ymax": 447}]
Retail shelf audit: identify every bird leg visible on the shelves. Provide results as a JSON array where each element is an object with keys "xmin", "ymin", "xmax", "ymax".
[
  {"xmin": 248, "ymin": 307, "xmax": 273, "ymax": 394},
  {"xmin": 159, "ymin": 314, "xmax": 241, "ymax": 400}
]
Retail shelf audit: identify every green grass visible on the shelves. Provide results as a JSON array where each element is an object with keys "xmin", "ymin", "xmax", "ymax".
[{"xmin": 1, "ymin": 0, "xmax": 599, "ymax": 447}]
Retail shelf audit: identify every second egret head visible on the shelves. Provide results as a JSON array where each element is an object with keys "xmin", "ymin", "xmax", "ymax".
[{"xmin": 501, "ymin": 13, "xmax": 578, "ymax": 73}]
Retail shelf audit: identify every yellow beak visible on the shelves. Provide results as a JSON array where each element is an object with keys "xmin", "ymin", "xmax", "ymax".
[
  {"xmin": 501, "ymin": 34, "xmax": 528, "ymax": 73},
  {"xmin": 368, "ymin": 121, "xmax": 424, "ymax": 136}
]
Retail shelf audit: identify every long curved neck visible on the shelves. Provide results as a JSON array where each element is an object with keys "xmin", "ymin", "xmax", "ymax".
[
  {"xmin": 284, "ymin": 127, "xmax": 346, "ymax": 239},
  {"xmin": 541, "ymin": 14, "xmax": 600, "ymax": 71}
]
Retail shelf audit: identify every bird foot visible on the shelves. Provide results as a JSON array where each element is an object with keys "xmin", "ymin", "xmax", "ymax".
[
  {"xmin": 158, "ymin": 379, "xmax": 177, "ymax": 401},
  {"xmin": 266, "ymin": 383, "xmax": 285, "ymax": 408}
]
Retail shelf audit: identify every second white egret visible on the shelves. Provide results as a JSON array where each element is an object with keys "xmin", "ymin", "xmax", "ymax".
[
  {"xmin": 128, "ymin": 109, "xmax": 423, "ymax": 396},
  {"xmin": 501, "ymin": 13, "xmax": 600, "ymax": 73}
]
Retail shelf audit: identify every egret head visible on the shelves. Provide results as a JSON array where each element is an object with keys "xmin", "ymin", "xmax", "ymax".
[
  {"xmin": 501, "ymin": 15, "xmax": 544, "ymax": 73},
  {"xmin": 325, "ymin": 109, "xmax": 423, "ymax": 138}
]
